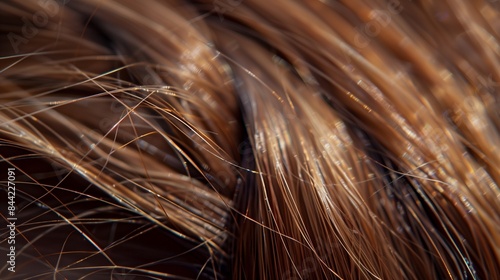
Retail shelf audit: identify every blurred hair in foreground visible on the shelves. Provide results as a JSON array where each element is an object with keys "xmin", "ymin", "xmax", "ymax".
[{"xmin": 1, "ymin": 0, "xmax": 499, "ymax": 279}]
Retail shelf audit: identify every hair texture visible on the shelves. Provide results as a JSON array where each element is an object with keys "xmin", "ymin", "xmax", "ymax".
[{"xmin": 1, "ymin": 0, "xmax": 499, "ymax": 279}]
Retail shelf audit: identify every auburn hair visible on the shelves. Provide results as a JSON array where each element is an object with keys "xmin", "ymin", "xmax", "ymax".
[{"xmin": 1, "ymin": 0, "xmax": 499, "ymax": 279}]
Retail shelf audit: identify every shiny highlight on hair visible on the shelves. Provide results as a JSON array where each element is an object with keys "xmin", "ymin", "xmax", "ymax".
[{"xmin": 1, "ymin": 0, "xmax": 499, "ymax": 279}]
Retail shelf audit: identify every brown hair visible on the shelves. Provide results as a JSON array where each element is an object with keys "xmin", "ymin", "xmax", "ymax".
[{"xmin": 1, "ymin": 0, "xmax": 499, "ymax": 279}]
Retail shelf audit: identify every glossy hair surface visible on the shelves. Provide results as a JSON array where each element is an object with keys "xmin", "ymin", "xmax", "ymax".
[{"xmin": 1, "ymin": 0, "xmax": 499, "ymax": 279}]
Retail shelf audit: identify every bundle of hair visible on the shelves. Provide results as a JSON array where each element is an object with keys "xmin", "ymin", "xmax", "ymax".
[{"xmin": 1, "ymin": 0, "xmax": 499, "ymax": 279}]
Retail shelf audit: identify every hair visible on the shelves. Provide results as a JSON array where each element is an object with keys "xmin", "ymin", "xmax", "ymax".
[{"xmin": 1, "ymin": 0, "xmax": 499, "ymax": 279}]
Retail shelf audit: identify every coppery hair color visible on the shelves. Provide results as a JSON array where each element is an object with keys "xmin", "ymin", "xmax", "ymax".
[{"xmin": 1, "ymin": 0, "xmax": 499, "ymax": 279}]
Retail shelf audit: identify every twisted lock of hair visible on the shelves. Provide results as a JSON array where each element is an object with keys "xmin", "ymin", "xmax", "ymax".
[{"xmin": 0, "ymin": 0, "xmax": 499, "ymax": 279}]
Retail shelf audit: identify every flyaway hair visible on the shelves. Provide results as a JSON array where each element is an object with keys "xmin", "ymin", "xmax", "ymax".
[{"xmin": 0, "ymin": 0, "xmax": 499, "ymax": 279}]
